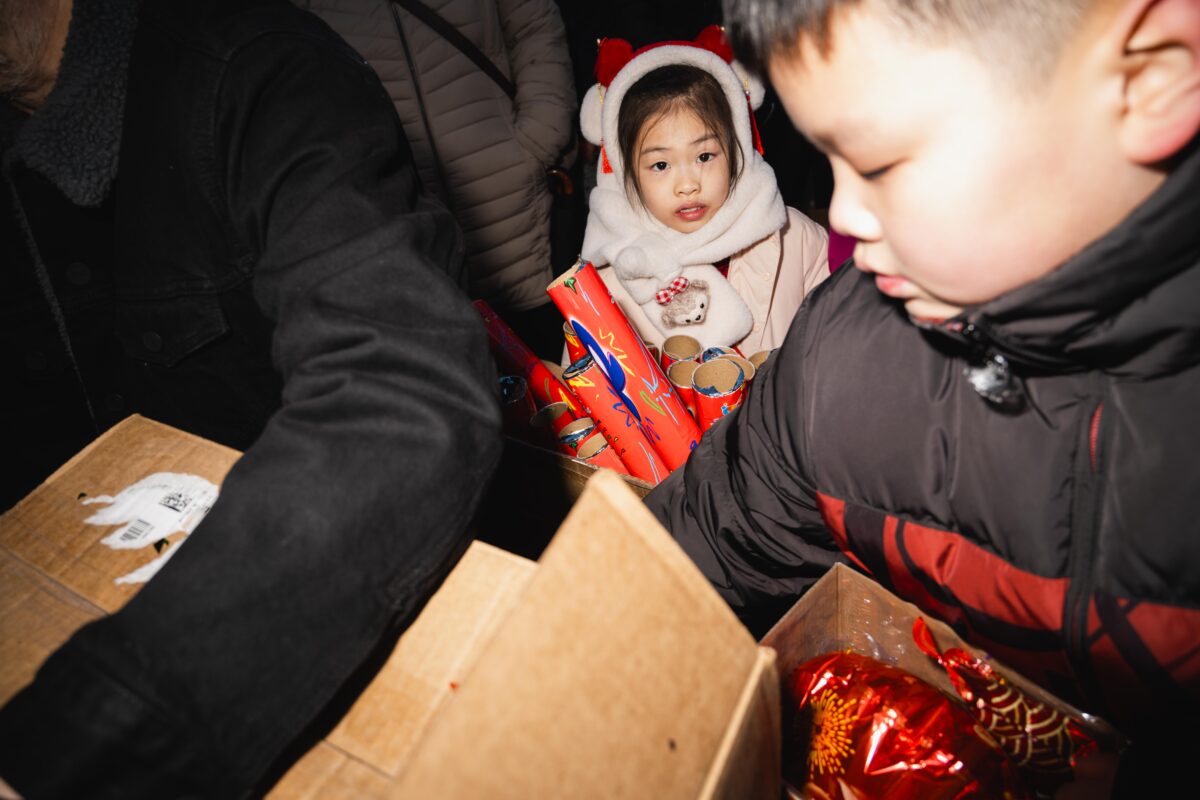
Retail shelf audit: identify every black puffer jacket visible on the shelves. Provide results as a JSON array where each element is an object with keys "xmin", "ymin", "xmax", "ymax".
[{"xmin": 647, "ymin": 141, "xmax": 1200, "ymax": 779}]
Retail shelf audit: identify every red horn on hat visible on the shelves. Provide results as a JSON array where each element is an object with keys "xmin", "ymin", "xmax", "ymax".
[
  {"xmin": 693, "ymin": 25, "xmax": 733, "ymax": 63},
  {"xmin": 595, "ymin": 38, "xmax": 635, "ymax": 87}
]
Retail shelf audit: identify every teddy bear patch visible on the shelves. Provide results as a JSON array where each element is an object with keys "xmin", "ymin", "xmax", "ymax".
[{"xmin": 659, "ymin": 279, "xmax": 710, "ymax": 328}]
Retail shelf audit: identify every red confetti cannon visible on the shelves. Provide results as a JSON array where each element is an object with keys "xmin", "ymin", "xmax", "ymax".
[
  {"xmin": 563, "ymin": 355, "xmax": 667, "ymax": 485},
  {"xmin": 475, "ymin": 300, "xmax": 579, "ymax": 414},
  {"xmin": 563, "ymin": 321, "xmax": 588, "ymax": 364},
  {"xmin": 548, "ymin": 261, "xmax": 700, "ymax": 470},
  {"xmin": 556, "ymin": 417, "xmax": 596, "ymax": 454},
  {"xmin": 667, "ymin": 360, "xmax": 699, "ymax": 421},
  {"xmin": 576, "ymin": 432, "xmax": 631, "ymax": 476},
  {"xmin": 660, "ymin": 334, "xmax": 701, "ymax": 374},
  {"xmin": 498, "ymin": 375, "xmax": 539, "ymax": 444},
  {"xmin": 691, "ymin": 358, "xmax": 746, "ymax": 433},
  {"xmin": 717, "ymin": 354, "xmax": 757, "ymax": 388},
  {"xmin": 785, "ymin": 650, "xmax": 1030, "ymax": 799},
  {"xmin": 912, "ymin": 618, "xmax": 1097, "ymax": 795}
]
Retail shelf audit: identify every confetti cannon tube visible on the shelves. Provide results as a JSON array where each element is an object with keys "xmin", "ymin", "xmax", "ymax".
[
  {"xmin": 498, "ymin": 375, "xmax": 539, "ymax": 443},
  {"xmin": 474, "ymin": 299, "xmax": 579, "ymax": 414},
  {"xmin": 748, "ymin": 349, "xmax": 772, "ymax": 372},
  {"xmin": 701, "ymin": 345, "xmax": 738, "ymax": 362},
  {"xmin": 667, "ymin": 360, "xmax": 699, "ymax": 421},
  {"xmin": 556, "ymin": 417, "xmax": 597, "ymax": 454},
  {"xmin": 563, "ymin": 321, "xmax": 588, "ymax": 364},
  {"xmin": 563, "ymin": 355, "xmax": 668, "ymax": 485},
  {"xmin": 530, "ymin": 401, "xmax": 576, "ymax": 438},
  {"xmin": 548, "ymin": 261, "xmax": 700, "ymax": 470},
  {"xmin": 692, "ymin": 358, "xmax": 746, "ymax": 433},
  {"xmin": 717, "ymin": 354, "xmax": 757, "ymax": 387},
  {"xmin": 661, "ymin": 334, "xmax": 701, "ymax": 374},
  {"xmin": 576, "ymin": 433, "xmax": 631, "ymax": 476}
]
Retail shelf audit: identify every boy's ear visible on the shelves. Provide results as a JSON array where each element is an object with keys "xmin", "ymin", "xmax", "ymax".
[{"xmin": 1114, "ymin": 0, "xmax": 1200, "ymax": 164}]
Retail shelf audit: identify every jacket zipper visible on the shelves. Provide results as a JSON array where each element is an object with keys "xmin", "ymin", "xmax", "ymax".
[{"xmin": 1064, "ymin": 396, "xmax": 1106, "ymax": 702}]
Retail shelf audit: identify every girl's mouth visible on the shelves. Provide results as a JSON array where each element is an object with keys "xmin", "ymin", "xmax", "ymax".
[{"xmin": 675, "ymin": 204, "xmax": 708, "ymax": 221}]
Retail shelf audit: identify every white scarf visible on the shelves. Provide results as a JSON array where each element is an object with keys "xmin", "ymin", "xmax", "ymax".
[{"xmin": 581, "ymin": 154, "xmax": 786, "ymax": 305}]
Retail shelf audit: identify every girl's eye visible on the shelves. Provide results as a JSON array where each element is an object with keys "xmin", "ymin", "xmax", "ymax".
[
  {"xmin": 698, "ymin": 152, "xmax": 718, "ymax": 164},
  {"xmin": 647, "ymin": 161, "xmax": 668, "ymax": 172}
]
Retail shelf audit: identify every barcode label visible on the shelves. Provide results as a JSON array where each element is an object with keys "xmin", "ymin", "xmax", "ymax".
[
  {"xmin": 120, "ymin": 518, "xmax": 155, "ymax": 542},
  {"xmin": 87, "ymin": 471, "xmax": 219, "ymax": 561}
]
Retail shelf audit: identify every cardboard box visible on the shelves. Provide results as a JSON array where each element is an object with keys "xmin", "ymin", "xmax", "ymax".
[{"xmin": 1, "ymin": 415, "xmax": 779, "ymax": 798}]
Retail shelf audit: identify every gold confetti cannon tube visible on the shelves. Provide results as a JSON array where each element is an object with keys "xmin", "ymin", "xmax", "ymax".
[
  {"xmin": 548, "ymin": 261, "xmax": 700, "ymax": 470},
  {"xmin": 563, "ymin": 355, "xmax": 668, "ymax": 485}
]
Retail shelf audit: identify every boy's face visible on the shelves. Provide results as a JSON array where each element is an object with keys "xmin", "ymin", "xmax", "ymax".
[
  {"xmin": 634, "ymin": 108, "xmax": 731, "ymax": 234},
  {"xmin": 769, "ymin": 5, "xmax": 1151, "ymax": 321}
]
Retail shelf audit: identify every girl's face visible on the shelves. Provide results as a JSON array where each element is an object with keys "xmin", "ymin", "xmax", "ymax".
[{"xmin": 633, "ymin": 108, "xmax": 730, "ymax": 234}]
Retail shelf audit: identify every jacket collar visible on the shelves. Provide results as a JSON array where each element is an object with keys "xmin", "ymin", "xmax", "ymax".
[
  {"xmin": 942, "ymin": 138, "xmax": 1200, "ymax": 378},
  {"xmin": 8, "ymin": 0, "xmax": 140, "ymax": 207}
]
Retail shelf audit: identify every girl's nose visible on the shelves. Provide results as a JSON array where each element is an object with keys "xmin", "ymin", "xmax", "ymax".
[{"xmin": 676, "ymin": 173, "xmax": 700, "ymax": 195}]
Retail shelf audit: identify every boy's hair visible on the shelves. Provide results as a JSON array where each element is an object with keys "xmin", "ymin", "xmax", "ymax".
[
  {"xmin": 723, "ymin": 0, "xmax": 1092, "ymax": 84},
  {"xmin": 618, "ymin": 64, "xmax": 742, "ymax": 206}
]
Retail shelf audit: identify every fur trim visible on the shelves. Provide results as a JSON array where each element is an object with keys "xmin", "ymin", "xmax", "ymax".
[
  {"xmin": 580, "ymin": 85, "xmax": 603, "ymax": 146},
  {"xmin": 731, "ymin": 62, "xmax": 765, "ymax": 109},
  {"xmin": 14, "ymin": 0, "xmax": 139, "ymax": 207}
]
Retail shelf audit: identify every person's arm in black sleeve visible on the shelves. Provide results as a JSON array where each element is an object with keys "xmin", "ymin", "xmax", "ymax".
[
  {"xmin": 644, "ymin": 302, "xmax": 849, "ymax": 638},
  {"xmin": 0, "ymin": 32, "xmax": 501, "ymax": 799}
]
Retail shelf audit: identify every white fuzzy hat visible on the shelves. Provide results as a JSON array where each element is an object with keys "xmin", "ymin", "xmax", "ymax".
[
  {"xmin": 580, "ymin": 26, "xmax": 766, "ymax": 179},
  {"xmin": 578, "ymin": 26, "xmax": 785, "ymax": 349}
]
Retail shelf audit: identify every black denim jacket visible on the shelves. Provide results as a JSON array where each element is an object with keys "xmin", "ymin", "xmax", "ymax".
[{"xmin": 0, "ymin": 0, "xmax": 502, "ymax": 795}]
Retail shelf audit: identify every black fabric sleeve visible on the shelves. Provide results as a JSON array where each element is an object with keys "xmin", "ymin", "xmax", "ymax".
[
  {"xmin": 0, "ymin": 31, "xmax": 501, "ymax": 798},
  {"xmin": 644, "ymin": 302, "xmax": 848, "ymax": 638}
]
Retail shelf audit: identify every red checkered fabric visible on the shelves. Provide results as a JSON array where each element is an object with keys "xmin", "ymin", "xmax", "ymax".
[{"xmin": 655, "ymin": 276, "xmax": 690, "ymax": 305}]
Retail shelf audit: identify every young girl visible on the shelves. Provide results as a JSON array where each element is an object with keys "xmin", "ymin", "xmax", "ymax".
[{"xmin": 578, "ymin": 26, "xmax": 829, "ymax": 353}]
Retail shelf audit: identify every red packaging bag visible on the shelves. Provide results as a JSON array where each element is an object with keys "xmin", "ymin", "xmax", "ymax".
[
  {"xmin": 785, "ymin": 650, "xmax": 1030, "ymax": 800},
  {"xmin": 912, "ymin": 618, "xmax": 1099, "ymax": 795},
  {"xmin": 547, "ymin": 261, "xmax": 700, "ymax": 470}
]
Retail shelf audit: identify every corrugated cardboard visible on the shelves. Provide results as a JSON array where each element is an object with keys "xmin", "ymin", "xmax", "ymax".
[
  {"xmin": 1, "ymin": 416, "xmax": 780, "ymax": 797},
  {"xmin": 389, "ymin": 469, "xmax": 779, "ymax": 799}
]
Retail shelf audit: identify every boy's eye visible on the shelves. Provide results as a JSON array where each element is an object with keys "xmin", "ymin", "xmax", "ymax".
[{"xmin": 859, "ymin": 162, "xmax": 895, "ymax": 181}]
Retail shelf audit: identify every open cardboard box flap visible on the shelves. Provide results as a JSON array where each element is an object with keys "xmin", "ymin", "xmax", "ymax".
[
  {"xmin": 1, "ymin": 416, "xmax": 780, "ymax": 798},
  {"xmin": 387, "ymin": 468, "xmax": 779, "ymax": 799}
]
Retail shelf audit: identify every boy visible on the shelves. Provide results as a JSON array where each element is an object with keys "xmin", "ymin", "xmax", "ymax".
[{"xmin": 645, "ymin": 0, "xmax": 1200, "ymax": 793}]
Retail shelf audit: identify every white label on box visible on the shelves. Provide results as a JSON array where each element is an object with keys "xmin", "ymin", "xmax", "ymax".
[{"xmin": 82, "ymin": 472, "xmax": 219, "ymax": 584}]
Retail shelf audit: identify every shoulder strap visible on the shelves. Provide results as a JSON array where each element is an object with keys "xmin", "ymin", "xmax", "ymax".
[{"xmin": 391, "ymin": 0, "xmax": 516, "ymax": 100}]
